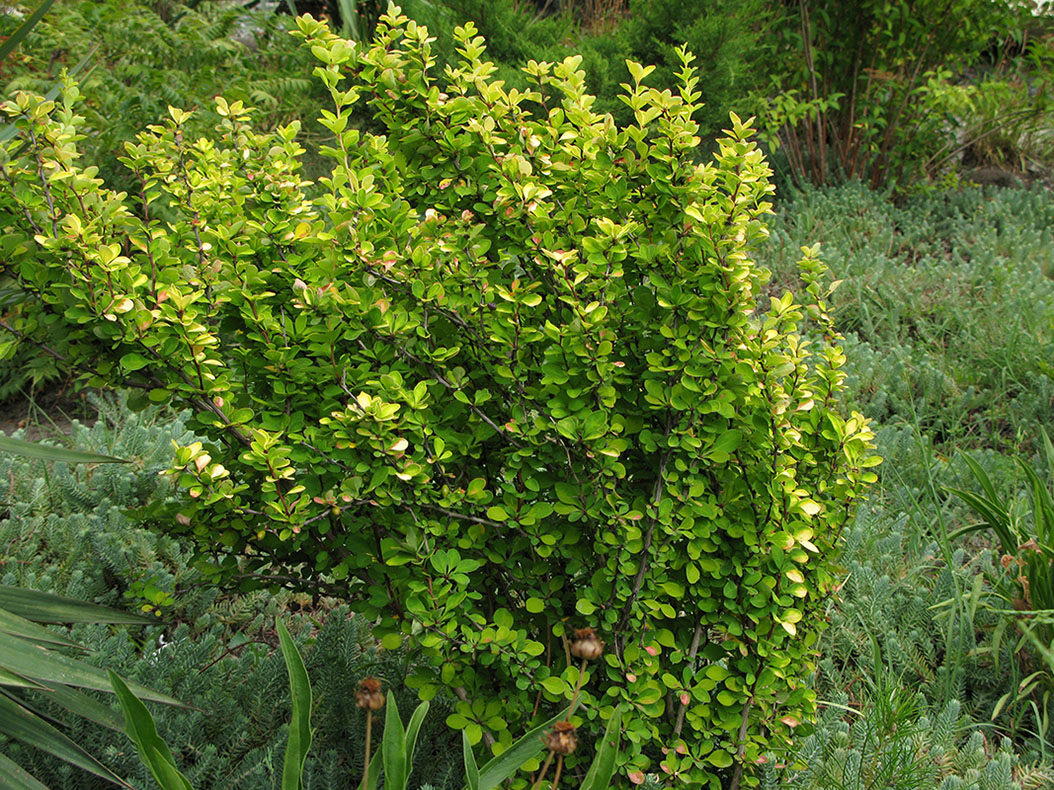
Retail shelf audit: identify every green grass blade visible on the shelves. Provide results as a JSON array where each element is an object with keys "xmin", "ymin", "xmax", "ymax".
[
  {"xmin": 277, "ymin": 619, "xmax": 312, "ymax": 790},
  {"xmin": 0, "ymin": 634, "xmax": 182, "ymax": 705},
  {"xmin": 580, "ymin": 705, "xmax": 623, "ymax": 790},
  {"xmin": 403, "ymin": 699, "xmax": 430, "ymax": 785},
  {"xmin": 0, "ymin": 666, "xmax": 47, "ymax": 688},
  {"xmin": 477, "ymin": 708, "xmax": 569, "ymax": 790},
  {"xmin": 382, "ymin": 691, "xmax": 407, "ymax": 790},
  {"xmin": 0, "ymin": 690, "xmax": 132, "ymax": 787},
  {"xmin": 0, "ymin": 606, "xmax": 83, "ymax": 649},
  {"xmin": 0, "ymin": 0, "xmax": 57, "ymax": 63},
  {"xmin": 0, "ymin": 750, "xmax": 51, "ymax": 790},
  {"xmin": 43, "ymin": 682, "xmax": 125, "ymax": 732},
  {"xmin": 0, "ymin": 586, "xmax": 151, "ymax": 625},
  {"xmin": 0, "ymin": 435, "xmax": 128, "ymax": 464},
  {"xmin": 356, "ymin": 745, "xmax": 382, "ymax": 790},
  {"xmin": 108, "ymin": 671, "xmax": 192, "ymax": 790},
  {"xmin": 337, "ymin": 0, "xmax": 360, "ymax": 40},
  {"xmin": 462, "ymin": 730, "xmax": 479, "ymax": 790}
]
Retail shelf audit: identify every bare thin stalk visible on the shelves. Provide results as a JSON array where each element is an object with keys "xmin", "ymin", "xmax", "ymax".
[
  {"xmin": 363, "ymin": 709, "xmax": 373, "ymax": 789},
  {"xmin": 566, "ymin": 657, "xmax": 589, "ymax": 720},
  {"xmin": 550, "ymin": 754, "xmax": 565, "ymax": 788},
  {"xmin": 529, "ymin": 750, "xmax": 555, "ymax": 790}
]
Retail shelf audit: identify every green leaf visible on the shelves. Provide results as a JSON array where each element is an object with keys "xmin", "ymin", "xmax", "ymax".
[
  {"xmin": 278, "ymin": 619, "xmax": 312, "ymax": 790},
  {"xmin": 0, "ymin": 689, "xmax": 132, "ymax": 787},
  {"xmin": 707, "ymin": 749, "xmax": 734, "ymax": 768},
  {"xmin": 0, "ymin": 436, "xmax": 128, "ymax": 465},
  {"xmin": 109, "ymin": 671, "xmax": 191, "ymax": 790},
  {"xmin": 580, "ymin": 704, "xmax": 623, "ymax": 790},
  {"xmin": 705, "ymin": 430, "xmax": 743, "ymax": 460},
  {"xmin": 0, "ymin": 633, "xmax": 180, "ymax": 705},
  {"xmin": 476, "ymin": 708, "xmax": 569, "ymax": 790},
  {"xmin": 37, "ymin": 682, "xmax": 125, "ymax": 732},
  {"xmin": 540, "ymin": 677, "xmax": 566, "ymax": 695},
  {"xmin": 403, "ymin": 700, "xmax": 430, "ymax": 786},
  {"xmin": 0, "ymin": 751, "xmax": 50, "ymax": 790},
  {"xmin": 120, "ymin": 352, "xmax": 152, "ymax": 372},
  {"xmin": 0, "ymin": 0, "xmax": 57, "ymax": 63},
  {"xmin": 462, "ymin": 730, "xmax": 479, "ymax": 790},
  {"xmin": 0, "ymin": 586, "xmax": 151, "ymax": 625},
  {"xmin": 382, "ymin": 690, "xmax": 407, "ymax": 790},
  {"xmin": 357, "ymin": 747, "xmax": 382, "ymax": 790},
  {"xmin": 0, "ymin": 606, "xmax": 83, "ymax": 649}
]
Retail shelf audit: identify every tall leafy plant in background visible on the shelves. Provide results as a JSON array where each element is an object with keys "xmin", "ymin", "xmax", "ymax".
[
  {"xmin": 0, "ymin": 6, "xmax": 876, "ymax": 785},
  {"xmin": 753, "ymin": 0, "xmax": 1029, "ymax": 189}
]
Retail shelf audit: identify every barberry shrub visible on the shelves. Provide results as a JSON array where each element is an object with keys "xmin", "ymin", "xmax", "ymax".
[{"xmin": 0, "ymin": 7, "xmax": 877, "ymax": 786}]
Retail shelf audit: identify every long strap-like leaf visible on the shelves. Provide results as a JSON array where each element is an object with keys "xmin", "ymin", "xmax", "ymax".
[
  {"xmin": 475, "ymin": 707, "xmax": 570, "ymax": 790},
  {"xmin": 277, "ymin": 619, "xmax": 312, "ymax": 790},
  {"xmin": 580, "ymin": 705, "xmax": 623, "ymax": 790},
  {"xmin": 0, "ymin": 435, "xmax": 127, "ymax": 464},
  {"xmin": 0, "ymin": 751, "xmax": 50, "ymax": 790},
  {"xmin": 0, "ymin": 586, "xmax": 151, "ymax": 625},
  {"xmin": 0, "ymin": 0, "xmax": 57, "ymax": 62},
  {"xmin": 109, "ymin": 671, "xmax": 193, "ymax": 790},
  {"xmin": 0, "ymin": 632, "xmax": 182, "ymax": 705},
  {"xmin": 0, "ymin": 691, "xmax": 133, "ymax": 787}
]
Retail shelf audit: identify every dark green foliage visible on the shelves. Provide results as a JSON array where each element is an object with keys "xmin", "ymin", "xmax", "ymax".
[
  {"xmin": 610, "ymin": 0, "xmax": 769, "ymax": 145},
  {"xmin": 4, "ymin": 613, "xmax": 462, "ymax": 789},
  {"xmin": 0, "ymin": 0, "xmax": 325, "ymax": 192},
  {"xmin": 404, "ymin": 0, "xmax": 768, "ymax": 146}
]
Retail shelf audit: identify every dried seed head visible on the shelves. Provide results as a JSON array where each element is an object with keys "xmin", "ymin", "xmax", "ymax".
[
  {"xmin": 570, "ymin": 627, "xmax": 604, "ymax": 660},
  {"xmin": 545, "ymin": 721, "xmax": 578, "ymax": 755},
  {"xmin": 356, "ymin": 677, "xmax": 385, "ymax": 710}
]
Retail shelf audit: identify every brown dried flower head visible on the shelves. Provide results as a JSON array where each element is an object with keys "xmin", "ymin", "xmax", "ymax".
[
  {"xmin": 545, "ymin": 720, "xmax": 578, "ymax": 755},
  {"xmin": 570, "ymin": 627, "xmax": 604, "ymax": 660},
  {"xmin": 356, "ymin": 677, "xmax": 385, "ymax": 710}
]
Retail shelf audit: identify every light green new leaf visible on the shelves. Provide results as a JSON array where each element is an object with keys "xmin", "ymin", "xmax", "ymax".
[
  {"xmin": 109, "ymin": 671, "xmax": 192, "ymax": 790},
  {"xmin": 277, "ymin": 619, "xmax": 312, "ymax": 790}
]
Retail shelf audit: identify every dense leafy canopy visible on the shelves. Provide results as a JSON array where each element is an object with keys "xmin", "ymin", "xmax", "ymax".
[{"xmin": 0, "ymin": 6, "xmax": 876, "ymax": 784}]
